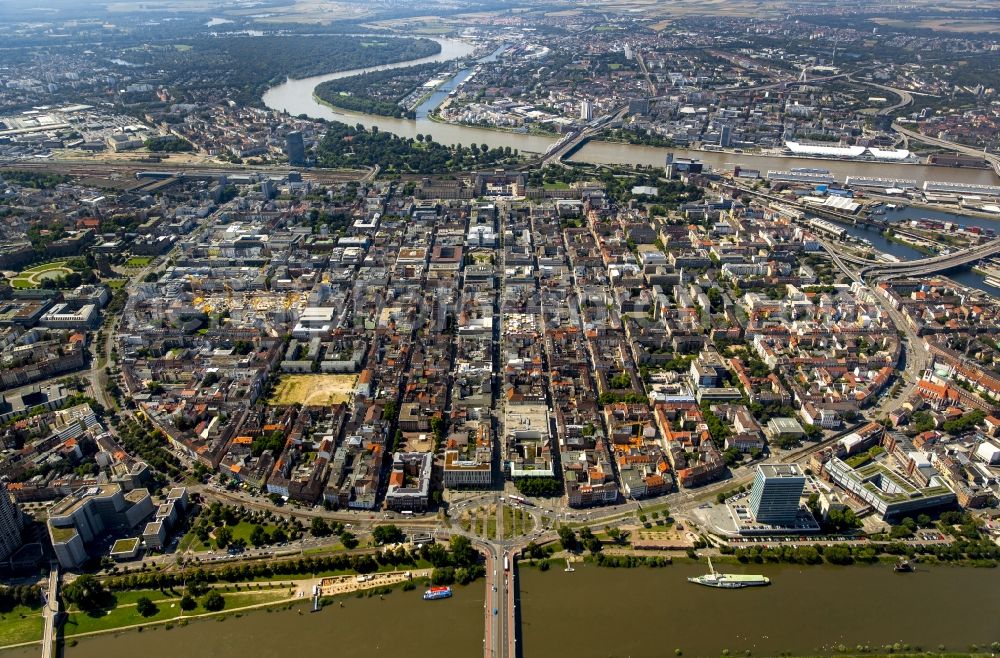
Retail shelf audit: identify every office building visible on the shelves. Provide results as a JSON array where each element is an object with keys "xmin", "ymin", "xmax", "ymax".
[
  {"xmin": 824, "ymin": 457, "xmax": 956, "ymax": 521},
  {"xmin": 719, "ymin": 124, "xmax": 732, "ymax": 148},
  {"xmin": 443, "ymin": 449, "xmax": 493, "ymax": 488},
  {"xmin": 748, "ymin": 464, "xmax": 806, "ymax": 524},
  {"xmin": 0, "ymin": 489, "xmax": 24, "ymax": 562},
  {"xmin": 580, "ymin": 100, "xmax": 593, "ymax": 122},
  {"xmin": 39, "ymin": 302, "xmax": 100, "ymax": 330},
  {"xmin": 665, "ymin": 153, "xmax": 703, "ymax": 179},
  {"xmin": 285, "ymin": 131, "xmax": 306, "ymax": 167},
  {"xmin": 628, "ymin": 98, "xmax": 649, "ymax": 115},
  {"xmin": 385, "ymin": 452, "xmax": 433, "ymax": 512},
  {"xmin": 47, "ymin": 484, "xmax": 154, "ymax": 568}
]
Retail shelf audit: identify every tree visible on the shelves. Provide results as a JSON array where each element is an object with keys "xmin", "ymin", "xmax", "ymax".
[
  {"xmin": 941, "ymin": 409, "xmax": 985, "ymax": 435},
  {"xmin": 890, "ymin": 523, "xmax": 914, "ymax": 539},
  {"xmin": 525, "ymin": 541, "xmax": 545, "ymax": 560},
  {"xmin": 136, "ymin": 596, "xmax": 157, "ymax": 617},
  {"xmin": 557, "ymin": 526, "xmax": 579, "ymax": 552},
  {"xmin": 429, "ymin": 416, "xmax": 446, "ymax": 448},
  {"xmin": 144, "ymin": 136, "xmax": 194, "ymax": 152},
  {"xmin": 249, "ymin": 524, "xmax": 269, "ymax": 547},
  {"xmin": 62, "ymin": 575, "xmax": 110, "ymax": 612},
  {"xmin": 823, "ymin": 545, "xmax": 854, "ymax": 565},
  {"xmin": 201, "ymin": 591, "xmax": 225, "ymax": 612},
  {"xmin": 514, "ymin": 477, "xmax": 562, "ymax": 497},
  {"xmin": 450, "ymin": 535, "xmax": 478, "ymax": 568},
  {"xmin": 372, "ymin": 524, "xmax": 406, "ymax": 545},
  {"xmin": 431, "ymin": 567, "xmax": 455, "ymax": 585},
  {"xmin": 215, "ymin": 526, "xmax": 233, "ymax": 549},
  {"xmin": 424, "ymin": 543, "xmax": 451, "ymax": 567},
  {"xmin": 221, "ymin": 507, "xmax": 239, "ymax": 526},
  {"xmin": 455, "ymin": 566, "xmax": 485, "ymax": 585},
  {"xmin": 825, "ymin": 508, "xmax": 860, "ymax": 532},
  {"xmin": 339, "ymin": 531, "xmax": 359, "ymax": 549},
  {"xmin": 179, "ymin": 594, "xmax": 197, "ymax": 611}
]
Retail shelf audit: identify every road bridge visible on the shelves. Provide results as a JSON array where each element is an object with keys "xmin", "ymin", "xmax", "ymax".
[
  {"xmin": 41, "ymin": 564, "xmax": 59, "ymax": 658},
  {"xmin": 829, "ymin": 237, "xmax": 1000, "ymax": 279},
  {"xmin": 540, "ymin": 105, "xmax": 628, "ymax": 166},
  {"xmin": 892, "ymin": 124, "xmax": 1000, "ymax": 179}
]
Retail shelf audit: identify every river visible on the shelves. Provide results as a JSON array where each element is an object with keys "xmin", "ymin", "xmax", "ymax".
[
  {"xmin": 573, "ymin": 141, "xmax": 1000, "ymax": 187},
  {"xmin": 412, "ymin": 45, "xmax": 507, "ymax": 120},
  {"xmin": 840, "ymin": 205, "xmax": 1000, "ymax": 297},
  {"xmin": 262, "ymin": 38, "xmax": 999, "ymax": 187},
  {"xmin": 262, "ymin": 38, "xmax": 555, "ymax": 155},
  {"xmin": 520, "ymin": 562, "xmax": 1000, "ymax": 657},
  {"xmin": 2, "ymin": 563, "xmax": 997, "ymax": 657}
]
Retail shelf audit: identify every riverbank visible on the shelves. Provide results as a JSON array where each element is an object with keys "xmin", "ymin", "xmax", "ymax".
[
  {"xmin": 0, "ymin": 579, "xmax": 486, "ymax": 658},
  {"xmin": 882, "ymin": 231, "xmax": 937, "ymax": 255},
  {"xmin": 312, "ymin": 92, "xmax": 407, "ymax": 120},
  {"xmin": 0, "ymin": 586, "xmax": 297, "ymax": 653},
  {"xmin": 872, "ymin": 195, "xmax": 1000, "ymax": 221},
  {"xmin": 0, "ymin": 570, "xmax": 439, "ymax": 653},
  {"xmin": 426, "ymin": 108, "xmax": 559, "ymax": 139}
]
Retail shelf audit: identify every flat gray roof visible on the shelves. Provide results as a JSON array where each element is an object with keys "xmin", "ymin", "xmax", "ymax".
[{"xmin": 759, "ymin": 463, "xmax": 804, "ymax": 478}]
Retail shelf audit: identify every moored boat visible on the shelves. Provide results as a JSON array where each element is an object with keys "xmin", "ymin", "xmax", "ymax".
[
  {"xmin": 687, "ymin": 557, "xmax": 770, "ymax": 589},
  {"xmin": 423, "ymin": 586, "xmax": 453, "ymax": 600}
]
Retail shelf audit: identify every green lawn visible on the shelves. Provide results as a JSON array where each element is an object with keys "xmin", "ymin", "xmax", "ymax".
[
  {"xmin": 177, "ymin": 528, "xmax": 213, "ymax": 553},
  {"xmin": 63, "ymin": 588, "xmax": 293, "ymax": 637},
  {"xmin": 179, "ymin": 520, "xmax": 282, "ymax": 553},
  {"xmin": 228, "ymin": 520, "xmax": 280, "ymax": 545},
  {"xmin": 9, "ymin": 261, "xmax": 73, "ymax": 289},
  {"xmin": 301, "ymin": 543, "xmax": 347, "ymax": 556},
  {"xmin": 503, "ymin": 505, "xmax": 515, "ymax": 539},
  {"xmin": 106, "ymin": 278, "xmax": 128, "ymax": 289},
  {"xmin": 111, "ymin": 589, "xmax": 185, "ymax": 606},
  {"xmin": 0, "ymin": 607, "xmax": 44, "ymax": 647},
  {"xmin": 486, "ymin": 513, "xmax": 497, "ymax": 540},
  {"xmin": 28, "ymin": 261, "xmax": 70, "ymax": 273},
  {"xmin": 125, "ymin": 256, "xmax": 153, "ymax": 268}
]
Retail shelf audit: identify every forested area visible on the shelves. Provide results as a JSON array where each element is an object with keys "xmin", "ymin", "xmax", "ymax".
[
  {"xmin": 132, "ymin": 36, "xmax": 441, "ymax": 106},
  {"xmin": 317, "ymin": 121, "xmax": 521, "ymax": 173},
  {"xmin": 315, "ymin": 62, "xmax": 445, "ymax": 119}
]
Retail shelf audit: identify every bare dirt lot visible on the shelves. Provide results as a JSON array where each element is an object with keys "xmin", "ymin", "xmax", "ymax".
[{"xmin": 269, "ymin": 374, "xmax": 357, "ymax": 406}]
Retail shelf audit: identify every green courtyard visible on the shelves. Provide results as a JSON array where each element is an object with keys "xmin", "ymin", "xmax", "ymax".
[{"xmin": 9, "ymin": 261, "xmax": 73, "ymax": 289}]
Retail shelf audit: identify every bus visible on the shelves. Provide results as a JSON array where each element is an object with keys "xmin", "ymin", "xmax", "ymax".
[
  {"xmin": 509, "ymin": 495, "xmax": 533, "ymax": 507},
  {"xmin": 503, "ymin": 554, "xmax": 510, "ymax": 571}
]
